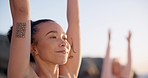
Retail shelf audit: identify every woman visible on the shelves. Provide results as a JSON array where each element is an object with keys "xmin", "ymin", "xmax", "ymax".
[
  {"xmin": 101, "ymin": 30, "xmax": 132, "ymax": 78},
  {"xmin": 7, "ymin": 0, "xmax": 81, "ymax": 78}
]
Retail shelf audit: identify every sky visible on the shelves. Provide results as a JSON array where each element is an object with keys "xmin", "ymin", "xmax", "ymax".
[{"xmin": 0, "ymin": 0, "xmax": 148, "ymax": 75}]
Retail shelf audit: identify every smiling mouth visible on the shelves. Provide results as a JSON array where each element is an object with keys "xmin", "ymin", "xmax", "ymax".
[{"xmin": 56, "ymin": 50, "xmax": 68, "ymax": 54}]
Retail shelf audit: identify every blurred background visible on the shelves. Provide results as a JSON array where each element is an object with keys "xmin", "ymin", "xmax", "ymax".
[{"xmin": 0, "ymin": 0, "xmax": 148, "ymax": 78}]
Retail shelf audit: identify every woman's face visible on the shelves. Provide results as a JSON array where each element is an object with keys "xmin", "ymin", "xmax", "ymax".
[
  {"xmin": 112, "ymin": 60, "xmax": 121, "ymax": 75},
  {"xmin": 32, "ymin": 21, "xmax": 71, "ymax": 65}
]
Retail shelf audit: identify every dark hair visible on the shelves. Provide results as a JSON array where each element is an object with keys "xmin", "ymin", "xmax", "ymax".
[{"xmin": 7, "ymin": 19, "xmax": 55, "ymax": 62}]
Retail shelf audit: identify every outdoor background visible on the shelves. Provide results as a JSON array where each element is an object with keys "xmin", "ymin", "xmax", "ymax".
[{"xmin": 0, "ymin": 0, "xmax": 148, "ymax": 77}]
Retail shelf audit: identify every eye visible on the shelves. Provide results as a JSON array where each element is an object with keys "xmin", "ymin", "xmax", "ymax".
[{"xmin": 49, "ymin": 36, "xmax": 57, "ymax": 39}]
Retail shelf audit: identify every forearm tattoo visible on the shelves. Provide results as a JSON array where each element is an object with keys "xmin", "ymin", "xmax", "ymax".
[{"xmin": 16, "ymin": 23, "xmax": 26, "ymax": 38}]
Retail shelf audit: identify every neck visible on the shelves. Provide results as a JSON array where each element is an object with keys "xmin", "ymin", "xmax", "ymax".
[{"xmin": 35, "ymin": 56, "xmax": 59, "ymax": 78}]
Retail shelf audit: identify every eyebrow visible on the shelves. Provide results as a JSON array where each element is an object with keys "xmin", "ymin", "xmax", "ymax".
[{"xmin": 45, "ymin": 31, "xmax": 58, "ymax": 36}]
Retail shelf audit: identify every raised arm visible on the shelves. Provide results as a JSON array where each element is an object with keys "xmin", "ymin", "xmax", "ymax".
[
  {"xmin": 101, "ymin": 29, "xmax": 112, "ymax": 78},
  {"xmin": 8, "ymin": 0, "xmax": 31, "ymax": 78},
  {"xmin": 123, "ymin": 31, "xmax": 132, "ymax": 77},
  {"xmin": 59, "ymin": 0, "xmax": 81, "ymax": 77}
]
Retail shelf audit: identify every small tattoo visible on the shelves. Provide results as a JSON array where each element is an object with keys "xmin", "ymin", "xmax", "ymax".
[
  {"xmin": 16, "ymin": 23, "xmax": 26, "ymax": 38},
  {"xmin": 71, "ymin": 40, "xmax": 77, "ymax": 53},
  {"xmin": 68, "ymin": 39, "xmax": 77, "ymax": 59}
]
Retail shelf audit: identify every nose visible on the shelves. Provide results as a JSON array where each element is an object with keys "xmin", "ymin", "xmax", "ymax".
[{"xmin": 59, "ymin": 40, "xmax": 67, "ymax": 47}]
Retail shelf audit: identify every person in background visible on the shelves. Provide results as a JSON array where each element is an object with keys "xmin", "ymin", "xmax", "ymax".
[{"xmin": 101, "ymin": 30, "xmax": 132, "ymax": 78}]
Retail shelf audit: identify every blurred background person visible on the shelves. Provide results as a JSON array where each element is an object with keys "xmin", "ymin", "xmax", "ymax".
[{"xmin": 101, "ymin": 30, "xmax": 132, "ymax": 78}]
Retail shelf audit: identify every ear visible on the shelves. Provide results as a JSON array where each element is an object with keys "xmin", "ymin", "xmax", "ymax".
[{"xmin": 31, "ymin": 44, "xmax": 39, "ymax": 56}]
